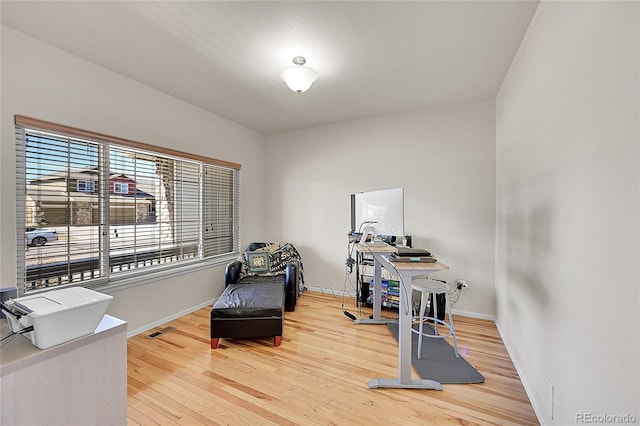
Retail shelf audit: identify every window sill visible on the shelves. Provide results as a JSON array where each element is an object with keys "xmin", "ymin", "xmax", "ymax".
[{"xmin": 90, "ymin": 252, "xmax": 239, "ymax": 294}]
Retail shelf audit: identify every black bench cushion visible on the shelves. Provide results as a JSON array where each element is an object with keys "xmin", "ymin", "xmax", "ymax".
[{"xmin": 211, "ymin": 277, "xmax": 284, "ymax": 319}]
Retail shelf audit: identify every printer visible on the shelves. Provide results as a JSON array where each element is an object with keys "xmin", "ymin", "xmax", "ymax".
[{"xmin": 1, "ymin": 287, "xmax": 113, "ymax": 349}]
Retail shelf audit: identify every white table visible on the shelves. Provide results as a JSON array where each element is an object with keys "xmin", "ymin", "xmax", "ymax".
[
  {"xmin": 1, "ymin": 315, "xmax": 128, "ymax": 425},
  {"xmin": 356, "ymin": 243, "xmax": 449, "ymax": 390}
]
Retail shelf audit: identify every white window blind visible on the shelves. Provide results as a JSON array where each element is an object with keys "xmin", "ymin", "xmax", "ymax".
[
  {"xmin": 203, "ymin": 164, "xmax": 239, "ymax": 257},
  {"xmin": 15, "ymin": 116, "xmax": 240, "ymax": 294}
]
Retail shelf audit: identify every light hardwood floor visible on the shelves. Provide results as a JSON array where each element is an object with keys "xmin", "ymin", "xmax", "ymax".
[{"xmin": 127, "ymin": 291, "xmax": 539, "ymax": 425}]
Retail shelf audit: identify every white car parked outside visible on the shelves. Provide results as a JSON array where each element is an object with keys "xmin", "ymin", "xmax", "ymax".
[{"xmin": 26, "ymin": 227, "xmax": 59, "ymax": 247}]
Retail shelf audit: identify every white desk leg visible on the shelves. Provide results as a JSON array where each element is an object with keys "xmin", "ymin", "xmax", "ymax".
[
  {"xmin": 398, "ymin": 271, "xmax": 412, "ymax": 382},
  {"xmin": 354, "ymin": 253, "xmax": 396, "ymax": 325},
  {"xmin": 372, "ymin": 258, "xmax": 382, "ymax": 320},
  {"xmin": 367, "ymin": 269, "xmax": 442, "ymax": 390}
]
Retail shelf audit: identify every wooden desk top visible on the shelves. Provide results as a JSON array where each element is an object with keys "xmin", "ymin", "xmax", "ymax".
[
  {"xmin": 389, "ymin": 259, "xmax": 449, "ymax": 272},
  {"xmin": 356, "ymin": 243, "xmax": 449, "ymax": 271},
  {"xmin": 355, "ymin": 242, "xmax": 398, "ymax": 254}
]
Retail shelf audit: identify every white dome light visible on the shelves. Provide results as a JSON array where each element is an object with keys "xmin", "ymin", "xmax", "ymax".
[{"xmin": 280, "ymin": 56, "xmax": 318, "ymax": 94}]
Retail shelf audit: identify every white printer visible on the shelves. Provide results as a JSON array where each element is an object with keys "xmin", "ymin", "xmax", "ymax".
[{"xmin": 1, "ymin": 287, "xmax": 113, "ymax": 349}]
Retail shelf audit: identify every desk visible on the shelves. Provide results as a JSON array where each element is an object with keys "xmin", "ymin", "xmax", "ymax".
[
  {"xmin": 354, "ymin": 243, "xmax": 398, "ymax": 325},
  {"xmin": 1, "ymin": 315, "xmax": 127, "ymax": 425},
  {"xmin": 357, "ymin": 243, "xmax": 449, "ymax": 390}
]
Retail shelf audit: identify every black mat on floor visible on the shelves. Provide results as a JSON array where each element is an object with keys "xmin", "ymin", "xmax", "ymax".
[{"xmin": 387, "ymin": 323, "xmax": 485, "ymax": 384}]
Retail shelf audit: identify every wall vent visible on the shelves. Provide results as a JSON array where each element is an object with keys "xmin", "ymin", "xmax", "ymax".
[
  {"xmin": 146, "ymin": 326, "xmax": 175, "ymax": 339},
  {"xmin": 530, "ymin": 355, "xmax": 554, "ymax": 420}
]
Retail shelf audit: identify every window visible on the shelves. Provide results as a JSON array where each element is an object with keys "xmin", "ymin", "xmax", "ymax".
[
  {"xmin": 77, "ymin": 180, "xmax": 95, "ymax": 192},
  {"xmin": 15, "ymin": 116, "xmax": 240, "ymax": 294},
  {"xmin": 113, "ymin": 182, "xmax": 129, "ymax": 194}
]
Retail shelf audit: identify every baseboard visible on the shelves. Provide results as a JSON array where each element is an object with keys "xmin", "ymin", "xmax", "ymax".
[
  {"xmin": 306, "ymin": 287, "xmax": 356, "ymax": 297},
  {"xmin": 450, "ymin": 308, "xmax": 495, "ymax": 321},
  {"xmin": 494, "ymin": 319, "xmax": 545, "ymax": 426},
  {"xmin": 306, "ymin": 288, "xmax": 495, "ymax": 321},
  {"xmin": 126, "ymin": 298, "xmax": 217, "ymax": 338}
]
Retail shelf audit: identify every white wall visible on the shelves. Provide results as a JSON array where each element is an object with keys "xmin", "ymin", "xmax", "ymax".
[
  {"xmin": 265, "ymin": 100, "xmax": 497, "ymax": 318},
  {"xmin": 0, "ymin": 26, "xmax": 267, "ymax": 333},
  {"xmin": 496, "ymin": 2, "xmax": 639, "ymax": 424}
]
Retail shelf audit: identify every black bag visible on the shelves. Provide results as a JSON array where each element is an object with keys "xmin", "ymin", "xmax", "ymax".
[{"xmin": 427, "ymin": 292, "xmax": 446, "ymax": 321}]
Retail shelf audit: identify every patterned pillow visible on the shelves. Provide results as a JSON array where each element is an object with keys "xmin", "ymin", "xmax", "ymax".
[
  {"xmin": 246, "ymin": 250, "xmax": 270, "ymax": 273},
  {"xmin": 239, "ymin": 242, "xmax": 304, "ymax": 292}
]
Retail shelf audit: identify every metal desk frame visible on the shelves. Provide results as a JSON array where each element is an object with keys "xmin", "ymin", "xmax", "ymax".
[{"xmin": 356, "ymin": 243, "xmax": 449, "ymax": 390}]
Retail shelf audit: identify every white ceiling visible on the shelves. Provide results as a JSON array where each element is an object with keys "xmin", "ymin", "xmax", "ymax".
[{"xmin": 1, "ymin": 1, "xmax": 539, "ymax": 135}]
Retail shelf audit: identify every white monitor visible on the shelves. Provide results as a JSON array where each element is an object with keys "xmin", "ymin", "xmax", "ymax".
[{"xmin": 354, "ymin": 188, "xmax": 404, "ymax": 242}]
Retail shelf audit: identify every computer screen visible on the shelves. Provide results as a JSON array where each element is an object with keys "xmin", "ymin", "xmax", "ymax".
[{"xmin": 353, "ymin": 188, "xmax": 404, "ymax": 238}]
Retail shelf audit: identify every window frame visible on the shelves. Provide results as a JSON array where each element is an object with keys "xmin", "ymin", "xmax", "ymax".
[
  {"xmin": 77, "ymin": 180, "xmax": 95, "ymax": 193},
  {"xmin": 112, "ymin": 182, "xmax": 129, "ymax": 194},
  {"xmin": 15, "ymin": 115, "xmax": 241, "ymax": 295}
]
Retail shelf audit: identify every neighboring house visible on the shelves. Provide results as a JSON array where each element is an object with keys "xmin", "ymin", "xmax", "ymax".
[{"xmin": 26, "ymin": 169, "xmax": 156, "ymax": 226}]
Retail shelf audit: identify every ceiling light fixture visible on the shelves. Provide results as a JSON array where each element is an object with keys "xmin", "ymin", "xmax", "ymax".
[{"xmin": 280, "ymin": 56, "xmax": 318, "ymax": 94}]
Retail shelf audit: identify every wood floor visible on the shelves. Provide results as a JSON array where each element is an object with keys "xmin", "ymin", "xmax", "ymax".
[{"xmin": 127, "ymin": 291, "xmax": 539, "ymax": 425}]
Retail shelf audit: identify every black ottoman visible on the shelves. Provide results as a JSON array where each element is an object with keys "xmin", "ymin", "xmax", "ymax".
[{"xmin": 210, "ymin": 277, "xmax": 285, "ymax": 349}]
